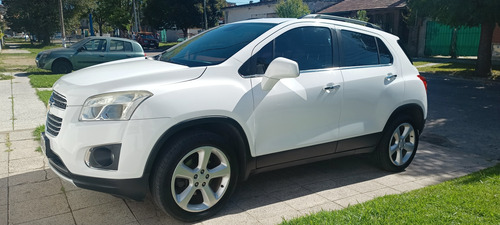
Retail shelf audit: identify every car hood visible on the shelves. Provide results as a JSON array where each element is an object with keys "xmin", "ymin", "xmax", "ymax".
[
  {"xmin": 41, "ymin": 47, "xmax": 75, "ymax": 55},
  {"xmin": 53, "ymin": 58, "xmax": 206, "ymax": 106}
]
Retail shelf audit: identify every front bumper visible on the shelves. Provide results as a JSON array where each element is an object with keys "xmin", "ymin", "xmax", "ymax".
[{"xmin": 41, "ymin": 132, "xmax": 148, "ymax": 200}]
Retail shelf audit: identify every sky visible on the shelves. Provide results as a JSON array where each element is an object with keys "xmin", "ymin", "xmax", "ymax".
[{"xmin": 228, "ymin": 0, "xmax": 260, "ymax": 5}]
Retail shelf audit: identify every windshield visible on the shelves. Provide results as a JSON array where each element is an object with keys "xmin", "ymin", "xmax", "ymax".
[
  {"xmin": 141, "ymin": 34, "xmax": 155, "ymax": 39},
  {"xmin": 68, "ymin": 38, "xmax": 89, "ymax": 49},
  {"xmin": 159, "ymin": 23, "xmax": 276, "ymax": 67}
]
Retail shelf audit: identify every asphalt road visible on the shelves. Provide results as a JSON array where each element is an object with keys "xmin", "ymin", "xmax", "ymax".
[
  {"xmin": 144, "ymin": 48, "xmax": 163, "ymax": 57},
  {"xmin": 421, "ymin": 73, "xmax": 500, "ymax": 160}
]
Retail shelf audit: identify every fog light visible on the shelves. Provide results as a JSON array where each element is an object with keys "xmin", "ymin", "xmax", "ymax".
[{"xmin": 85, "ymin": 144, "xmax": 121, "ymax": 170}]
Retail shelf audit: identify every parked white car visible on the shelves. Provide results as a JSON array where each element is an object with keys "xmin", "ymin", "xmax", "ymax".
[{"xmin": 42, "ymin": 15, "xmax": 427, "ymax": 221}]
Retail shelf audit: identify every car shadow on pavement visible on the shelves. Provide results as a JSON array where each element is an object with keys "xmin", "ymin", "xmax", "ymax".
[{"xmin": 2, "ymin": 142, "xmax": 495, "ymax": 225}]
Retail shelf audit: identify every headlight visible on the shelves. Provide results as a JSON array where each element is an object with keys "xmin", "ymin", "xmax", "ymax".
[{"xmin": 80, "ymin": 91, "xmax": 153, "ymax": 121}]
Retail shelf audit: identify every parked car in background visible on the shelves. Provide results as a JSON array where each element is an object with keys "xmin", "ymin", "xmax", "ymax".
[
  {"xmin": 137, "ymin": 32, "xmax": 159, "ymax": 49},
  {"xmin": 36, "ymin": 37, "xmax": 145, "ymax": 74}
]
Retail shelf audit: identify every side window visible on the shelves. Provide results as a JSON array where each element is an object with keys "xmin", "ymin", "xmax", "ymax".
[
  {"xmin": 109, "ymin": 40, "xmax": 133, "ymax": 52},
  {"xmin": 377, "ymin": 38, "xmax": 393, "ymax": 64},
  {"xmin": 110, "ymin": 40, "xmax": 124, "ymax": 51},
  {"xmin": 239, "ymin": 27, "xmax": 333, "ymax": 76},
  {"xmin": 83, "ymin": 39, "xmax": 107, "ymax": 52},
  {"xmin": 340, "ymin": 30, "xmax": 378, "ymax": 67}
]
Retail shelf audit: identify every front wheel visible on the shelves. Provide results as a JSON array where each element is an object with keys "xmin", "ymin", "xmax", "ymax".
[
  {"xmin": 51, "ymin": 59, "xmax": 72, "ymax": 74},
  {"xmin": 375, "ymin": 116, "xmax": 419, "ymax": 172},
  {"xmin": 151, "ymin": 131, "xmax": 238, "ymax": 222}
]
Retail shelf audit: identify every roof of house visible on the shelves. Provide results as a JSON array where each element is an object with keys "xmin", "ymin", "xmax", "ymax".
[
  {"xmin": 319, "ymin": 0, "xmax": 406, "ymax": 14},
  {"xmin": 223, "ymin": 0, "xmax": 277, "ymax": 10}
]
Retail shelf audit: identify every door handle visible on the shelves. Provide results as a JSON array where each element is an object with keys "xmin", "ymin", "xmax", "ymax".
[
  {"xmin": 99, "ymin": 54, "xmax": 105, "ymax": 57},
  {"xmin": 324, "ymin": 84, "xmax": 341, "ymax": 90},
  {"xmin": 385, "ymin": 73, "xmax": 398, "ymax": 80}
]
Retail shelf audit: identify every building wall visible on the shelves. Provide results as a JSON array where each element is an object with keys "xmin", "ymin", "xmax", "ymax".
[
  {"xmin": 224, "ymin": 4, "xmax": 277, "ymax": 23},
  {"xmin": 493, "ymin": 24, "xmax": 500, "ymax": 44}
]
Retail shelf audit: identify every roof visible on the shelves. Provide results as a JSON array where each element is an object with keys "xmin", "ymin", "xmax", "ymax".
[
  {"xmin": 223, "ymin": 0, "xmax": 277, "ymax": 10},
  {"xmin": 319, "ymin": 0, "xmax": 406, "ymax": 14}
]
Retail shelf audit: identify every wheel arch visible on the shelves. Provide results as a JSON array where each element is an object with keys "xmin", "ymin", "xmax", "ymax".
[
  {"xmin": 144, "ymin": 117, "xmax": 253, "ymax": 188},
  {"xmin": 385, "ymin": 103, "xmax": 426, "ymax": 135},
  {"xmin": 51, "ymin": 57, "xmax": 73, "ymax": 71}
]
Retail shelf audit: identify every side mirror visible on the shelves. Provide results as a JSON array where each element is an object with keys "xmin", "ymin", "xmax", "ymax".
[
  {"xmin": 77, "ymin": 47, "xmax": 84, "ymax": 52},
  {"xmin": 261, "ymin": 57, "xmax": 299, "ymax": 91}
]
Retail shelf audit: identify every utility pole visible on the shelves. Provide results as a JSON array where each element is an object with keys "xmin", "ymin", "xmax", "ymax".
[
  {"xmin": 203, "ymin": 0, "xmax": 208, "ymax": 30},
  {"xmin": 58, "ymin": 0, "xmax": 66, "ymax": 47},
  {"xmin": 133, "ymin": 0, "xmax": 140, "ymax": 33}
]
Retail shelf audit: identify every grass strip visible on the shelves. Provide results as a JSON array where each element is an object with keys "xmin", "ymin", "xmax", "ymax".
[
  {"xmin": 29, "ymin": 74, "xmax": 63, "ymax": 88},
  {"xmin": 36, "ymin": 90, "xmax": 52, "ymax": 106},
  {"xmin": 33, "ymin": 125, "xmax": 46, "ymax": 141},
  {"xmin": 281, "ymin": 163, "xmax": 500, "ymax": 225}
]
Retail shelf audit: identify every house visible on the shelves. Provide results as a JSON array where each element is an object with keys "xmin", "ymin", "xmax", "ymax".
[
  {"xmin": 222, "ymin": 0, "xmax": 340, "ymax": 24},
  {"xmin": 319, "ymin": 0, "xmax": 407, "ymax": 41}
]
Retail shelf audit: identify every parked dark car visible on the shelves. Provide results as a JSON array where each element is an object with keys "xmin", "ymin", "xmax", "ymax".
[
  {"xmin": 137, "ymin": 32, "xmax": 159, "ymax": 49},
  {"xmin": 36, "ymin": 37, "xmax": 145, "ymax": 74}
]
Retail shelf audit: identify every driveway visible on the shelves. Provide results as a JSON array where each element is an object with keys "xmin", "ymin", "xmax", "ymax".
[{"xmin": 0, "ymin": 71, "xmax": 498, "ymax": 225}]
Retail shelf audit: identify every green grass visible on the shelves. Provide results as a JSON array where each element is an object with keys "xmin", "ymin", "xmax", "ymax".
[
  {"xmin": 281, "ymin": 164, "xmax": 500, "ymax": 225},
  {"xmin": 36, "ymin": 90, "xmax": 52, "ymax": 106},
  {"xmin": 29, "ymin": 74, "xmax": 63, "ymax": 88},
  {"xmin": 415, "ymin": 62, "xmax": 500, "ymax": 79},
  {"xmin": 412, "ymin": 61, "xmax": 432, "ymax": 67},
  {"xmin": 0, "ymin": 74, "xmax": 13, "ymax": 80},
  {"xmin": 158, "ymin": 42, "xmax": 179, "ymax": 51},
  {"xmin": 33, "ymin": 125, "xmax": 46, "ymax": 141}
]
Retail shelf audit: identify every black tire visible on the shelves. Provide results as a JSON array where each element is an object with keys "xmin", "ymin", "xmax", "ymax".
[
  {"xmin": 375, "ymin": 115, "xmax": 419, "ymax": 172},
  {"xmin": 51, "ymin": 59, "xmax": 72, "ymax": 74},
  {"xmin": 151, "ymin": 131, "xmax": 238, "ymax": 222}
]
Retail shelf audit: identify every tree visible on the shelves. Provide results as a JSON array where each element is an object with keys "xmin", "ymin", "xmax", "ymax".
[
  {"xmin": 4, "ymin": 0, "xmax": 87, "ymax": 45},
  {"xmin": 355, "ymin": 10, "xmax": 369, "ymax": 22},
  {"xmin": 144, "ymin": 0, "xmax": 226, "ymax": 38},
  {"xmin": 275, "ymin": 0, "xmax": 310, "ymax": 18},
  {"xmin": 408, "ymin": 0, "xmax": 500, "ymax": 77},
  {"xmin": 89, "ymin": 0, "xmax": 132, "ymax": 37}
]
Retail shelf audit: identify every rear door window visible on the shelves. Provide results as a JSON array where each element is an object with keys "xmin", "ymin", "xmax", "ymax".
[{"xmin": 340, "ymin": 30, "xmax": 394, "ymax": 67}]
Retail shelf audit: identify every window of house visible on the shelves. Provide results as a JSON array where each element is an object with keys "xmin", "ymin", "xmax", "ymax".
[{"xmin": 239, "ymin": 27, "xmax": 333, "ymax": 76}]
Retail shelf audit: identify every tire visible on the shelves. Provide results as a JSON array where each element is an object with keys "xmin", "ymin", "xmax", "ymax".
[
  {"xmin": 151, "ymin": 131, "xmax": 238, "ymax": 222},
  {"xmin": 51, "ymin": 59, "xmax": 72, "ymax": 74},
  {"xmin": 375, "ymin": 116, "xmax": 419, "ymax": 172}
]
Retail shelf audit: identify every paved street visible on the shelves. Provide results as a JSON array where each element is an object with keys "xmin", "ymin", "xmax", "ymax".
[
  {"xmin": 421, "ymin": 73, "xmax": 500, "ymax": 160},
  {"xmin": 0, "ymin": 70, "xmax": 498, "ymax": 225}
]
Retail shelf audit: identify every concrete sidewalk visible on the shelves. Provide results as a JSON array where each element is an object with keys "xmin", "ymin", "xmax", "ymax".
[{"xmin": 0, "ymin": 73, "xmax": 497, "ymax": 225}]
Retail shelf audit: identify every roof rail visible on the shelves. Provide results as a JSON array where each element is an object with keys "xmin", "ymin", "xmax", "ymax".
[{"xmin": 301, "ymin": 14, "xmax": 382, "ymax": 31}]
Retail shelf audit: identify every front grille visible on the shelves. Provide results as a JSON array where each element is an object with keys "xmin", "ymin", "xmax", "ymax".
[
  {"xmin": 50, "ymin": 91, "xmax": 67, "ymax": 109},
  {"xmin": 46, "ymin": 113, "xmax": 63, "ymax": 137}
]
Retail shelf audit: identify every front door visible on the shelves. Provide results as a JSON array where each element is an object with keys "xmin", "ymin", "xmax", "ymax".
[{"xmin": 243, "ymin": 26, "xmax": 343, "ymax": 156}]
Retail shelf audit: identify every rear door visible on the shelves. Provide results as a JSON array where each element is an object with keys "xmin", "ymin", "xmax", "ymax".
[
  {"xmin": 108, "ymin": 39, "xmax": 138, "ymax": 61},
  {"xmin": 337, "ymin": 28, "xmax": 404, "ymax": 146}
]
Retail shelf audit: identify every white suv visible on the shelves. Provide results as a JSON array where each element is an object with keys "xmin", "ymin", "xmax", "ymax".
[{"xmin": 42, "ymin": 15, "xmax": 427, "ymax": 221}]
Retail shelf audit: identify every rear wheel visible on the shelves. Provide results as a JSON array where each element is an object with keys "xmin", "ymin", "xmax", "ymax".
[
  {"xmin": 151, "ymin": 131, "xmax": 238, "ymax": 222},
  {"xmin": 51, "ymin": 59, "xmax": 72, "ymax": 74},
  {"xmin": 376, "ymin": 116, "xmax": 419, "ymax": 172}
]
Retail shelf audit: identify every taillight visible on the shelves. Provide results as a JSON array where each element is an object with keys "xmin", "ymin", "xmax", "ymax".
[{"xmin": 417, "ymin": 75, "xmax": 427, "ymax": 92}]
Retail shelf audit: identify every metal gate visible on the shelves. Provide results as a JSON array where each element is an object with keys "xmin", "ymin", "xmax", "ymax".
[{"xmin": 424, "ymin": 21, "xmax": 481, "ymax": 57}]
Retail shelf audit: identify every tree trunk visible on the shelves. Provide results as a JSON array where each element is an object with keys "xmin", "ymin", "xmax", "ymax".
[
  {"xmin": 475, "ymin": 22, "xmax": 495, "ymax": 77},
  {"xmin": 450, "ymin": 28, "xmax": 457, "ymax": 59},
  {"xmin": 99, "ymin": 23, "xmax": 103, "ymax": 36},
  {"xmin": 182, "ymin": 28, "xmax": 188, "ymax": 38}
]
